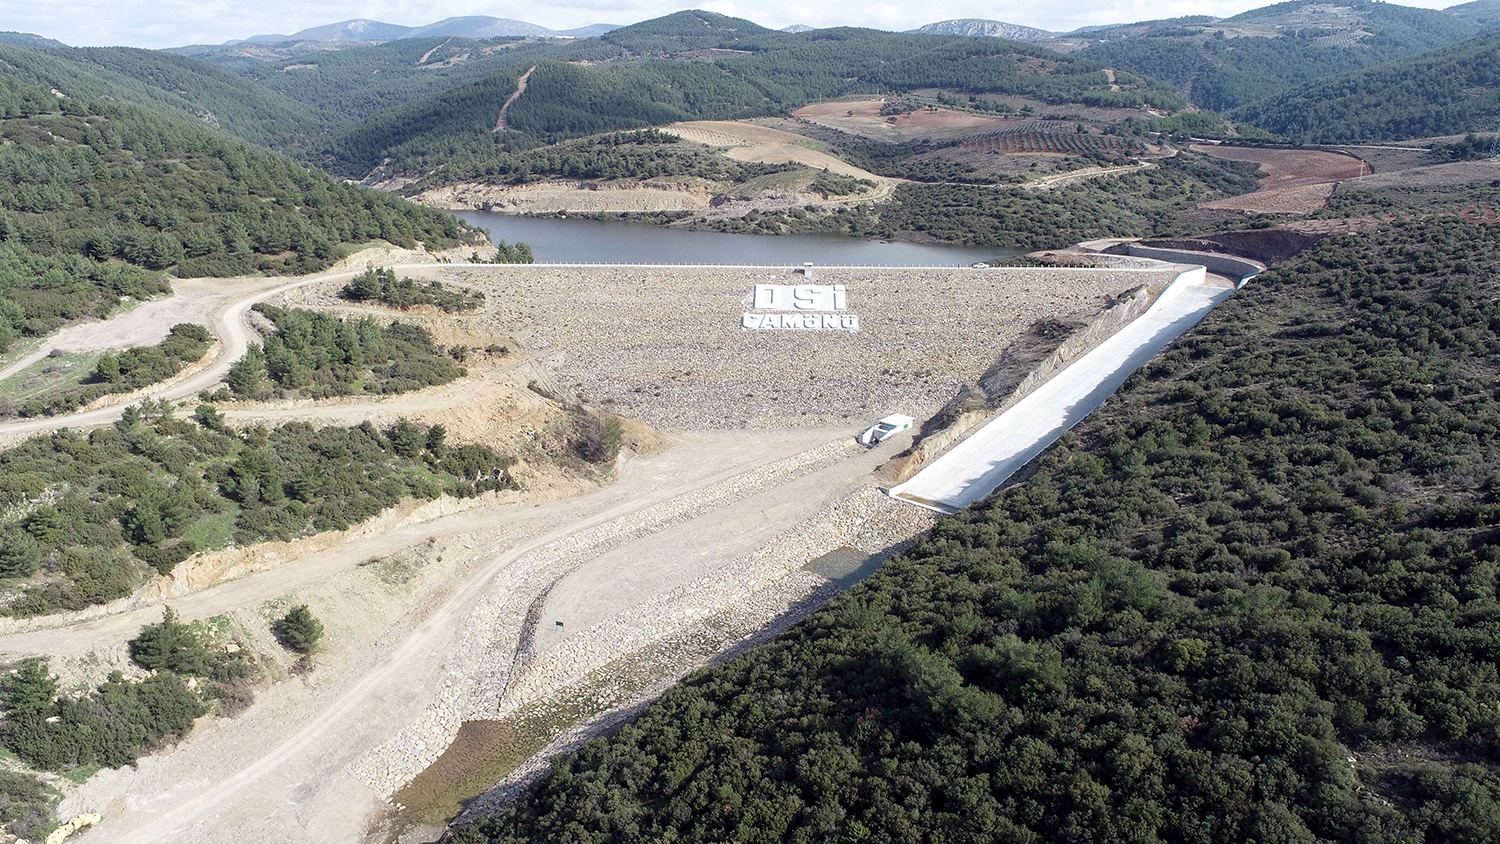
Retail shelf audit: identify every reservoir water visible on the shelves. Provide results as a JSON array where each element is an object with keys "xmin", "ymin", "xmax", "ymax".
[{"xmin": 459, "ymin": 211, "xmax": 1023, "ymax": 266}]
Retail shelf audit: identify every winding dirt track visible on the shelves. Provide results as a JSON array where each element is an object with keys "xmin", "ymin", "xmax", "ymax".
[
  {"xmin": 0, "ymin": 263, "xmax": 450, "ymax": 440},
  {"xmin": 12, "ymin": 253, "xmax": 1228, "ymax": 842},
  {"xmin": 494, "ymin": 66, "xmax": 534, "ymax": 133},
  {"xmin": 1022, "ymin": 161, "xmax": 1156, "ymax": 191},
  {"xmin": 39, "ymin": 427, "xmax": 866, "ymax": 844}
]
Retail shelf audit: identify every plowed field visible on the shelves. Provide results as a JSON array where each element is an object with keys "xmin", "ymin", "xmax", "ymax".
[{"xmin": 1191, "ymin": 144, "xmax": 1371, "ymax": 214}]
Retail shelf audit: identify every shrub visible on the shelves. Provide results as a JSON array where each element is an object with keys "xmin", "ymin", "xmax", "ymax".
[
  {"xmin": 0, "ymin": 530, "xmax": 41, "ymax": 578},
  {"xmin": 572, "ymin": 412, "xmax": 623, "ymax": 464},
  {"xmin": 274, "ymin": 605, "xmax": 324, "ymax": 654}
]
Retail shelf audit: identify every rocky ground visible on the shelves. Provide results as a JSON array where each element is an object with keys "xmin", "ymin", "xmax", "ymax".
[{"xmin": 344, "ymin": 265, "xmax": 1179, "ymax": 430}]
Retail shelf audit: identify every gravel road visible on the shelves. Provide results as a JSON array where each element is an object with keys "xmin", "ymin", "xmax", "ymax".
[{"xmin": 47, "ymin": 427, "xmax": 866, "ymax": 844}]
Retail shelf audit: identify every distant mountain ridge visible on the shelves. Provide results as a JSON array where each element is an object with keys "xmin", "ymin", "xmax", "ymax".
[
  {"xmin": 912, "ymin": 19, "xmax": 1057, "ymax": 41},
  {"xmin": 239, "ymin": 16, "xmax": 620, "ymax": 44},
  {"xmin": 0, "ymin": 31, "xmax": 66, "ymax": 49}
]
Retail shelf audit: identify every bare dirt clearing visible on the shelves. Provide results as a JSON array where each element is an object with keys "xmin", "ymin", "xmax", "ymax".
[
  {"xmin": 1191, "ymin": 144, "xmax": 1371, "ymax": 214},
  {"xmin": 792, "ymin": 98, "xmax": 1024, "ymax": 143},
  {"xmin": 0, "ymin": 278, "xmax": 243, "ymax": 383},
  {"xmin": 664, "ymin": 120, "xmax": 890, "ymax": 187}
]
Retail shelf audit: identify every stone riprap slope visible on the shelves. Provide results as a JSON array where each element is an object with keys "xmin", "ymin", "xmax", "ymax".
[{"xmin": 416, "ymin": 265, "xmax": 1172, "ymax": 428}]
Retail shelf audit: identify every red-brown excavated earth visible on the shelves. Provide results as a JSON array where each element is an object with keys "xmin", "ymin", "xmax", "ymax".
[{"xmin": 1191, "ymin": 144, "xmax": 1371, "ymax": 214}]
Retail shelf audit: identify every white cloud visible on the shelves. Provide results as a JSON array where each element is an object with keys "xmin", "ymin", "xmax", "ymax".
[{"xmin": 0, "ymin": 0, "xmax": 1462, "ymax": 48}]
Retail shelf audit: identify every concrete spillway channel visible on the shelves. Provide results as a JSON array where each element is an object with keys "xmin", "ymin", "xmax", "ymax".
[{"xmin": 889, "ymin": 261, "xmax": 1247, "ymax": 514}]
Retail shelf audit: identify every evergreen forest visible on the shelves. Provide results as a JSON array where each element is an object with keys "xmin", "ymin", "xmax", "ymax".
[{"xmin": 455, "ymin": 215, "xmax": 1500, "ymax": 843}]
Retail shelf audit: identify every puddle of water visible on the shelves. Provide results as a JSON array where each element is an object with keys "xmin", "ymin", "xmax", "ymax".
[
  {"xmin": 802, "ymin": 545, "xmax": 883, "ymax": 586},
  {"xmin": 391, "ymin": 705, "xmax": 592, "ymax": 828}
]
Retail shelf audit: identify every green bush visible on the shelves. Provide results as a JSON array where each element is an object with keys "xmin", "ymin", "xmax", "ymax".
[
  {"xmin": 1, "ymin": 656, "xmax": 204, "ymax": 771},
  {"xmin": 274, "ymin": 605, "xmax": 324, "ymax": 654},
  {"xmin": 129, "ymin": 607, "xmax": 245, "ymax": 681},
  {"xmin": 0, "ymin": 410, "xmax": 514, "ymax": 616},
  {"xmin": 340, "ymin": 267, "xmax": 486, "ymax": 312},
  {"xmin": 0, "ymin": 529, "xmax": 41, "ymax": 578}
]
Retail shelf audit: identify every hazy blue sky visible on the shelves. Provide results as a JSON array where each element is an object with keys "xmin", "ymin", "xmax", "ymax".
[{"xmin": 0, "ymin": 0, "xmax": 1459, "ymax": 48}]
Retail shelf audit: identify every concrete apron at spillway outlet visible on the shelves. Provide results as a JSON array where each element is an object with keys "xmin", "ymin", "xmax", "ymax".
[{"xmin": 889, "ymin": 265, "xmax": 1232, "ymax": 514}]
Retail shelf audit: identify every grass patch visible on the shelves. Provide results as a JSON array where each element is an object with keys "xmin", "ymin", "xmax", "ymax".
[
  {"xmin": 394, "ymin": 699, "xmax": 600, "ymax": 827},
  {"xmin": 61, "ymin": 764, "xmax": 101, "ymax": 784},
  {"xmin": 183, "ymin": 507, "xmax": 239, "ymax": 552},
  {"xmin": 0, "ymin": 336, "xmax": 43, "ymax": 371},
  {"xmin": 0, "ymin": 352, "xmax": 98, "ymax": 403}
]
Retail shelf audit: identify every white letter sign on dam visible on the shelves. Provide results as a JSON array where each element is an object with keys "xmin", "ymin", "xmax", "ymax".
[{"xmin": 742, "ymin": 284, "xmax": 859, "ymax": 331}]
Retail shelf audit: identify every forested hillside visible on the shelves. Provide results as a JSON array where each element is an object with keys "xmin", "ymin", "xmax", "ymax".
[
  {"xmin": 320, "ymin": 11, "xmax": 1183, "ymax": 178},
  {"xmin": 682, "ymin": 153, "xmax": 1259, "ymax": 248},
  {"xmin": 0, "ymin": 407, "xmax": 514, "ymax": 617},
  {"xmin": 0, "ymin": 44, "xmax": 322, "ymax": 150},
  {"xmin": 0, "ymin": 75, "xmax": 473, "ymax": 351},
  {"xmin": 1078, "ymin": 0, "xmax": 1481, "ymax": 111},
  {"xmin": 401, "ymin": 129, "xmax": 796, "ymax": 193},
  {"xmin": 200, "ymin": 37, "xmax": 592, "ymax": 127},
  {"xmin": 454, "ymin": 216, "xmax": 1500, "ymax": 843},
  {"xmin": 1447, "ymin": 0, "xmax": 1500, "ymax": 31},
  {"xmin": 1234, "ymin": 31, "xmax": 1500, "ymax": 142}
]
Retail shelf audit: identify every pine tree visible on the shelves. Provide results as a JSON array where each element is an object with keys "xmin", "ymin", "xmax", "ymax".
[
  {"xmin": 344, "ymin": 267, "xmax": 383, "ymax": 301},
  {"xmin": 227, "ymin": 344, "xmax": 267, "ymax": 398},
  {"xmin": 194, "ymin": 403, "xmax": 225, "ymax": 431},
  {"xmin": 426, "ymin": 423, "xmax": 448, "ymax": 456},
  {"xmin": 387, "ymin": 418, "xmax": 426, "ymax": 458},
  {"xmin": 94, "ymin": 353, "xmax": 121, "ymax": 382},
  {"xmin": 0, "ymin": 531, "xmax": 41, "ymax": 578},
  {"xmin": 128, "ymin": 607, "xmax": 210, "ymax": 675},
  {"xmin": 276, "ymin": 605, "xmax": 324, "ymax": 654},
  {"xmin": 1, "ymin": 658, "xmax": 56, "ymax": 716},
  {"xmin": 129, "ymin": 498, "xmax": 166, "ymax": 546}
]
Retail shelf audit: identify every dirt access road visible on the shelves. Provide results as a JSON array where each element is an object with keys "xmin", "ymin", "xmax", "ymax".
[
  {"xmin": 0, "ymin": 261, "xmax": 462, "ymax": 441},
  {"xmin": 1023, "ymin": 160, "xmax": 1157, "ymax": 191},
  {"xmin": 494, "ymin": 65, "xmax": 534, "ymax": 132},
  {"xmin": 43, "ymin": 426, "xmax": 884, "ymax": 844}
]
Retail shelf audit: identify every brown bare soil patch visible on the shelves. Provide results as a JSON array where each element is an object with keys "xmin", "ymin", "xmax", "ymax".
[
  {"xmin": 792, "ymin": 98, "xmax": 1020, "ymax": 142},
  {"xmin": 663, "ymin": 121, "xmax": 890, "ymax": 187},
  {"xmin": 1191, "ymin": 144, "xmax": 1371, "ymax": 214}
]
